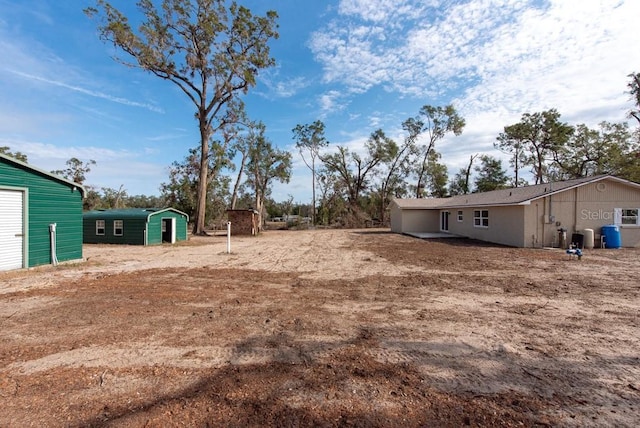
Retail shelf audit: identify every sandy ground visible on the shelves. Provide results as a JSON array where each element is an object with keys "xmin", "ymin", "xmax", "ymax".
[{"xmin": 1, "ymin": 229, "xmax": 639, "ymax": 427}]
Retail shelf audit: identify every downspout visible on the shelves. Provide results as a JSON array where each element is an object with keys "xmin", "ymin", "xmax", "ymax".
[
  {"xmin": 574, "ymin": 187, "xmax": 578, "ymax": 232},
  {"xmin": 49, "ymin": 223, "xmax": 58, "ymax": 266},
  {"xmin": 548, "ymin": 183, "xmax": 553, "ymax": 220},
  {"xmin": 542, "ymin": 198, "xmax": 546, "ymax": 247},
  {"xmin": 144, "ymin": 215, "xmax": 149, "ymax": 246}
]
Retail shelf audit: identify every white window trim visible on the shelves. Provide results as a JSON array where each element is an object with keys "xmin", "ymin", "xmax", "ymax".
[
  {"xmin": 113, "ymin": 220, "xmax": 124, "ymax": 236},
  {"xmin": 473, "ymin": 210, "xmax": 489, "ymax": 228},
  {"xmin": 457, "ymin": 210, "xmax": 463, "ymax": 222},
  {"xmin": 96, "ymin": 220, "xmax": 105, "ymax": 236},
  {"xmin": 616, "ymin": 207, "xmax": 640, "ymax": 226}
]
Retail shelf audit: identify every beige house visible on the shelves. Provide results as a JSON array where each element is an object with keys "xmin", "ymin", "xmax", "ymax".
[{"xmin": 390, "ymin": 175, "xmax": 640, "ymax": 248}]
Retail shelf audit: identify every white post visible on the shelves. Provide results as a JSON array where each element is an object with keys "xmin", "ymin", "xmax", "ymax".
[{"xmin": 226, "ymin": 221, "xmax": 231, "ymax": 254}]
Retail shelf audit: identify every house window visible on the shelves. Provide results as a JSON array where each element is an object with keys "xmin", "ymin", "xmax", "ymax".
[
  {"xmin": 113, "ymin": 220, "xmax": 124, "ymax": 236},
  {"xmin": 457, "ymin": 210, "xmax": 463, "ymax": 222},
  {"xmin": 96, "ymin": 220, "xmax": 105, "ymax": 236},
  {"xmin": 474, "ymin": 210, "xmax": 489, "ymax": 228},
  {"xmin": 621, "ymin": 208, "xmax": 639, "ymax": 225}
]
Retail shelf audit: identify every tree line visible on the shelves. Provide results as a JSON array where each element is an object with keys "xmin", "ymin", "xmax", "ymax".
[
  {"xmin": 291, "ymin": 79, "xmax": 640, "ymax": 227},
  {"xmin": 4, "ymin": 2, "xmax": 639, "ymax": 231}
]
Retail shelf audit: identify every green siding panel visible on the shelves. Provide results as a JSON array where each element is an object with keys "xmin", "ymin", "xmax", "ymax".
[
  {"xmin": 147, "ymin": 215, "xmax": 162, "ymax": 245},
  {"xmin": 1, "ymin": 158, "xmax": 83, "ymax": 268},
  {"xmin": 82, "ymin": 217, "xmax": 146, "ymax": 245},
  {"xmin": 83, "ymin": 208, "xmax": 188, "ymax": 246}
]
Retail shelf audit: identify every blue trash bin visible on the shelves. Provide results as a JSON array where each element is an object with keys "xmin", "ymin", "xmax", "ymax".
[{"xmin": 601, "ymin": 225, "xmax": 621, "ymax": 249}]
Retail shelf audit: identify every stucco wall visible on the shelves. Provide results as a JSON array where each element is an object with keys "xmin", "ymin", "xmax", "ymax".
[
  {"xmin": 391, "ymin": 178, "xmax": 640, "ymax": 247},
  {"xmin": 389, "ymin": 203, "xmax": 403, "ymax": 233},
  {"xmin": 399, "ymin": 209, "xmax": 439, "ymax": 233},
  {"xmin": 390, "ymin": 203, "xmax": 441, "ymax": 233},
  {"xmin": 446, "ymin": 206, "xmax": 526, "ymax": 247}
]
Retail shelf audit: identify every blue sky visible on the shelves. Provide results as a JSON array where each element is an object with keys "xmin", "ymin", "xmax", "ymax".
[{"xmin": 1, "ymin": 0, "xmax": 638, "ymax": 204}]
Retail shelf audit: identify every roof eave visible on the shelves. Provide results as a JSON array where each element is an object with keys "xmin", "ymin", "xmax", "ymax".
[{"xmin": 0, "ymin": 153, "xmax": 87, "ymax": 197}]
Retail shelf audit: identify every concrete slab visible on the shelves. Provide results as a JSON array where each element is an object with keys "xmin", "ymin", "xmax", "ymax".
[{"xmin": 405, "ymin": 232, "xmax": 464, "ymax": 239}]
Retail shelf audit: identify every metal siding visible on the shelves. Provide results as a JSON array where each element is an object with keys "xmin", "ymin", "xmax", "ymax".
[
  {"xmin": 123, "ymin": 218, "xmax": 147, "ymax": 245},
  {"xmin": 149, "ymin": 210, "xmax": 188, "ymax": 244},
  {"xmin": 83, "ymin": 217, "xmax": 146, "ymax": 245},
  {"xmin": 83, "ymin": 209, "xmax": 187, "ymax": 245},
  {"xmin": 1, "ymin": 158, "xmax": 83, "ymax": 267},
  {"xmin": 29, "ymin": 183, "xmax": 83, "ymax": 266},
  {"xmin": 147, "ymin": 216, "xmax": 162, "ymax": 245},
  {"xmin": 0, "ymin": 189, "xmax": 24, "ymax": 270},
  {"xmin": 174, "ymin": 212, "xmax": 188, "ymax": 242}
]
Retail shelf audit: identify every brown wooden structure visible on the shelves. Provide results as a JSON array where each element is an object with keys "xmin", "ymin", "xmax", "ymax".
[{"xmin": 226, "ymin": 209, "xmax": 259, "ymax": 236}]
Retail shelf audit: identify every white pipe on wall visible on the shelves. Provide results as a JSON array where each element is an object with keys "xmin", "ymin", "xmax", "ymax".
[{"xmin": 49, "ymin": 223, "xmax": 59, "ymax": 266}]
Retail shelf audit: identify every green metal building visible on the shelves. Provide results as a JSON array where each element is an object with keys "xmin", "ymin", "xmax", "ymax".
[
  {"xmin": 0, "ymin": 153, "xmax": 85, "ymax": 271},
  {"xmin": 83, "ymin": 208, "xmax": 189, "ymax": 245}
]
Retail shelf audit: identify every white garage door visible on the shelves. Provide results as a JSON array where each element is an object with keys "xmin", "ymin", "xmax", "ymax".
[{"xmin": 0, "ymin": 189, "xmax": 24, "ymax": 271}]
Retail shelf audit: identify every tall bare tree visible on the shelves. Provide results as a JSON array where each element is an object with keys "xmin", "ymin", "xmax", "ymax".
[
  {"xmin": 321, "ymin": 129, "xmax": 395, "ymax": 210},
  {"xmin": 86, "ymin": 0, "xmax": 278, "ymax": 234},
  {"xmin": 411, "ymin": 105, "xmax": 465, "ymax": 198},
  {"xmin": 495, "ymin": 129, "xmax": 526, "ymax": 187},
  {"xmin": 628, "ymin": 72, "xmax": 640, "ymax": 126},
  {"xmin": 423, "ymin": 150, "xmax": 449, "ymax": 197},
  {"xmin": 245, "ymin": 123, "xmax": 292, "ymax": 231},
  {"xmin": 449, "ymin": 154, "xmax": 477, "ymax": 196},
  {"xmin": 373, "ymin": 121, "xmax": 419, "ymax": 223},
  {"xmin": 292, "ymin": 121, "xmax": 329, "ymax": 225}
]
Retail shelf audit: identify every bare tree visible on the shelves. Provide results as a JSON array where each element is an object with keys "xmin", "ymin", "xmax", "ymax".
[
  {"xmin": 411, "ymin": 105, "xmax": 465, "ymax": 198},
  {"xmin": 245, "ymin": 123, "xmax": 292, "ymax": 231},
  {"xmin": 292, "ymin": 121, "xmax": 329, "ymax": 225},
  {"xmin": 86, "ymin": 0, "xmax": 278, "ymax": 234}
]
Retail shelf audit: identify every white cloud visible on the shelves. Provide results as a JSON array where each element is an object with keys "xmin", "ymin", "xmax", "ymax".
[
  {"xmin": 311, "ymin": 0, "xmax": 638, "ymax": 112},
  {"xmin": 1, "ymin": 137, "xmax": 167, "ymax": 195},
  {"xmin": 318, "ymin": 90, "xmax": 346, "ymax": 114},
  {"xmin": 338, "ymin": 0, "xmax": 431, "ymax": 23},
  {"xmin": 309, "ymin": 0, "xmax": 639, "ymax": 184},
  {"xmin": 259, "ymin": 70, "xmax": 309, "ymax": 99}
]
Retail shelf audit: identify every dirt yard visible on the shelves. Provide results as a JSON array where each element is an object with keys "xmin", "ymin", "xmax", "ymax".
[{"xmin": 1, "ymin": 229, "xmax": 639, "ymax": 427}]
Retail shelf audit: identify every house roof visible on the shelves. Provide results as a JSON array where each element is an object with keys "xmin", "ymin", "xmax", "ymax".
[
  {"xmin": 0, "ymin": 152, "xmax": 86, "ymax": 197},
  {"xmin": 84, "ymin": 208, "xmax": 189, "ymax": 221},
  {"xmin": 393, "ymin": 175, "xmax": 640, "ymax": 210}
]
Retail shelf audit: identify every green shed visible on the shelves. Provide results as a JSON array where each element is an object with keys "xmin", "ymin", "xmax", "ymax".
[
  {"xmin": 83, "ymin": 208, "xmax": 189, "ymax": 245},
  {"xmin": 0, "ymin": 153, "xmax": 85, "ymax": 271}
]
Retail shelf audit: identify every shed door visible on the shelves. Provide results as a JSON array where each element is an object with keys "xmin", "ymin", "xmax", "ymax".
[
  {"xmin": 162, "ymin": 218, "xmax": 176, "ymax": 244},
  {"xmin": 0, "ymin": 190, "xmax": 24, "ymax": 270}
]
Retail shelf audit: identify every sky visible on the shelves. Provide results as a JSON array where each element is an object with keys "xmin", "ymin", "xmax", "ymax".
[{"xmin": 1, "ymin": 0, "xmax": 638, "ymax": 205}]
